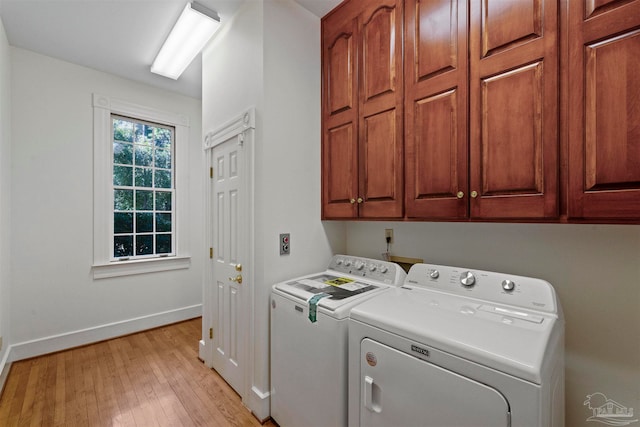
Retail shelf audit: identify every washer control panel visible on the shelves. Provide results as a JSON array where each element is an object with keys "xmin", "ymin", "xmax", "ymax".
[
  {"xmin": 328, "ymin": 255, "xmax": 405, "ymax": 285},
  {"xmin": 406, "ymin": 263, "xmax": 558, "ymax": 314}
]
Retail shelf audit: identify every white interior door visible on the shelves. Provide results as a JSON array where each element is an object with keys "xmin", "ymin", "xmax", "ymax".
[
  {"xmin": 210, "ymin": 133, "xmax": 246, "ymax": 396},
  {"xmin": 360, "ymin": 338, "xmax": 511, "ymax": 427}
]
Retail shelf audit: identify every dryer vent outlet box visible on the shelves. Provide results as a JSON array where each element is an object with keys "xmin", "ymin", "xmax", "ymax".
[{"xmin": 280, "ymin": 233, "xmax": 290, "ymax": 255}]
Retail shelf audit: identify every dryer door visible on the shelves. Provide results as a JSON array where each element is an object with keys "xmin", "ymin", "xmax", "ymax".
[{"xmin": 360, "ymin": 338, "xmax": 510, "ymax": 427}]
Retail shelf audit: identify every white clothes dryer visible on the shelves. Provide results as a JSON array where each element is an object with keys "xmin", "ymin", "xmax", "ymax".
[
  {"xmin": 270, "ymin": 255, "xmax": 406, "ymax": 427},
  {"xmin": 348, "ymin": 263, "xmax": 564, "ymax": 427}
]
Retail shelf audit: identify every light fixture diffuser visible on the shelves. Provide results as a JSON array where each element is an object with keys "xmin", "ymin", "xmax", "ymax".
[{"xmin": 151, "ymin": 2, "xmax": 221, "ymax": 80}]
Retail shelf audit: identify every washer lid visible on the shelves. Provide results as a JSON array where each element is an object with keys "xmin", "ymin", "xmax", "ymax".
[
  {"xmin": 274, "ymin": 273, "xmax": 381, "ymax": 311},
  {"xmin": 350, "ymin": 287, "xmax": 562, "ymax": 384}
]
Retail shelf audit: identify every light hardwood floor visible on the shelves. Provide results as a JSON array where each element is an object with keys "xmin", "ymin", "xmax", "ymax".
[{"xmin": 0, "ymin": 318, "xmax": 277, "ymax": 426}]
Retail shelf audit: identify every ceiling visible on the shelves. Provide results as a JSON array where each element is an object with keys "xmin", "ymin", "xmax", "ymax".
[{"xmin": 0, "ymin": 0, "xmax": 341, "ymax": 99}]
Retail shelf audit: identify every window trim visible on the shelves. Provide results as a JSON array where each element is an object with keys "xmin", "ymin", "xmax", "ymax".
[{"xmin": 92, "ymin": 93, "xmax": 190, "ymax": 279}]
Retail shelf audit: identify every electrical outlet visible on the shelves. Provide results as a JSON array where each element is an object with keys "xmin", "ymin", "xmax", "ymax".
[
  {"xmin": 385, "ymin": 228, "xmax": 394, "ymax": 244},
  {"xmin": 280, "ymin": 233, "xmax": 290, "ymax": 255}
]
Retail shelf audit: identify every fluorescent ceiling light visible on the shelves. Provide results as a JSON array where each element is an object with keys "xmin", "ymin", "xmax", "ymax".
[{"xmin": 151, "ymin": 2, "xmax": 221, "ymax": 80}]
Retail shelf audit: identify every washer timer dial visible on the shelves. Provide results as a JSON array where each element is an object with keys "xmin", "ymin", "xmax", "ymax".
[
  {"xmin": 460, "ymin": 271, "xmax": 476, "ymax": 287},
  {"xmin": 502, "ymin": 279, "xmax": 516, "ymax": 292}
]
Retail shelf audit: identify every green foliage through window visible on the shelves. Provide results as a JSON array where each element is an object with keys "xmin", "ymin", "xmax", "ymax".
[{"xmin": 112, "ymin": 115, "xmax": 174, "ymax": 259}]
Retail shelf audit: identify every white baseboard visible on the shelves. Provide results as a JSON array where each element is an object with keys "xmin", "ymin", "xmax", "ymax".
[
  {"xmin": 0, "ymin": 348, "xmax": 11, "ymax": 396},
  {"xmin": 6, "ymin": 304, "xmax": 202, "ymax": 365},
  {"xmin": 198, "ymin": 339, "xmax": 206, "ymax": 363},
  {"xmin": 249, "ymin": 385, "xmax": 271, "ymax": 422}
]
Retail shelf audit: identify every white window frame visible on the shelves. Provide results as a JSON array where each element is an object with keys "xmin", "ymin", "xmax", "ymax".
[{"xmin": 92, "ymin": 93, "xmax": 190, "ymax": 279}]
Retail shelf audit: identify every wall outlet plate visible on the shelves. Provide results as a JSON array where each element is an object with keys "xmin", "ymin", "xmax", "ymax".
[
  {"xmin": 280, "ymin": 233, "xmax": 290, "ymax": 255},
  {"xmin": 385, "ymin": 228, "xmax": 393, "ymax": 244}
]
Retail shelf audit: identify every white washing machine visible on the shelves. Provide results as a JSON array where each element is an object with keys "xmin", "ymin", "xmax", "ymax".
[
  {"xmin": 270, "ymin": 255, "xmax": 406, "ymax": 427},
  {"xmin": 348, "ymin": 263, "xmax": 564, "ymax": 427}
]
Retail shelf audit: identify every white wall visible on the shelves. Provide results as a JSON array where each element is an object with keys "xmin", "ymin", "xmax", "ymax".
[
  {"xmin": 9, "ymin": 48, "xmax": 204, "ymax": 357},
  {"xmin": 0, "ymin": 17, "xmax": 11, "ymax": 375},
  {"xmin": 202, "ymin": 0, "xmax": 344, "ymax": 418},
  {"xmin": 345, "ymin": 221, "xmax": 640, "ymax": 426}
]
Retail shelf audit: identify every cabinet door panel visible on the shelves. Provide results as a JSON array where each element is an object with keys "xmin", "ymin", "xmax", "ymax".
[
  {"xmin": 322, "ymin": 10, "xmax": 359, "ymax": 219},
  {"xmin": 405, "ymin": 0, "xmax": 468, "ymax": 219},
  {"xmin": 362, "ymin": 5, "xmax": 397, "ymax": 102},
  {"xmin": 323, "ymin": 123, "xmax": 358, "ymax": 218},
  {"xmin": 585, "ymin": 0, "xmax": 633, "ymax": 18},
  {"xmin": 415, "ymin": 0, "xmax": 459, "ymax": 79},
  {"xmin": 407, "ymin": 90, "xmax": 468, "ymax": 218},
  {"xmin": 327, "ymin": 33, "xmax": 356, "ymax": 115},
  {"xmin": 481, "ymin": 0, "xmax": 543, "ymax": 57},
  {"xmin": 568, "ymin": 0, "xmax": 640, "ymax": 219},
  {"xmin": 360, "ymin": 109, "xmax": 403, "ymax": 218},
  {"xmin": 480, "ymin": 62, "xmax": 543, "ymax": 196},
  {"xmin": 470, "ymin": 0, "xmax": 557, "ymax": 219},
  {"xmin": 359, "ymin": 0, "xmax": 404, "ymax": 218},
  {"xmin": 584, "ymin": 31, "xmax": 640, "ymax": 191}
]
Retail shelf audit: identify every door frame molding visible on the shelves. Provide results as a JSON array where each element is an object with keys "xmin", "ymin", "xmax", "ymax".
[{"xmin": 201, "ymin": 107, "xmax": 255, "ymax": 407}]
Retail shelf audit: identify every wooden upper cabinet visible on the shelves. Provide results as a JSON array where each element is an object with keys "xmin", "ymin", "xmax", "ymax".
[
  {"xmin": 322, "ymin": 0, "xmax": 404, "ymax": 219},
  {"xmin": 322, "ymin": 10, "xmax": 359, "ymax": 218},
  {"xmin": 405, "ymin": 0, "xmax": 468, "ymax": 219},
  {"xmin": 358, "ymin": 0, "xmax": 404, "ymax": 218},
  {"xmin": 567, "ymin": 0, "xmax": 640, "ymax": 219},
  {"xmin": 469, "ymin": 0, "xmax": 559, "ymax": 219}
]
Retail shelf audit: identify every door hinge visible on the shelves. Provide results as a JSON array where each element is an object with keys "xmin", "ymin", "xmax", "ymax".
[
  {"xmin": 209, "ymin": 248, "xmax": 213, "ymax": 259},
  {"xmin": 209, "ymin": 328, "xmax": 213, "ymax": 339},
  {"xmin": 210, "ymin": 167, "xmax": 213, "ymax": 178}
]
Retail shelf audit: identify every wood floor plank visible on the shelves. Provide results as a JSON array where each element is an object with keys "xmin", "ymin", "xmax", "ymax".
[{"xmin": 0, "ymin": 318, "xmax": 275, "ymax": 427}]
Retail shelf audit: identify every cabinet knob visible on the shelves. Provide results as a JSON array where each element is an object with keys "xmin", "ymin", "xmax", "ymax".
[
  {"xmin": 350, "ymin": 198, "xmax": 356, "ymax": 204},
  {"xmin": 456, "ymin": 191, "xmax": 464, "ymax": 199},
  {"xmin": 471, "ymin": 191, "xmax": 478, "ymax": 198},
  {"xmin": 357, "ymin": 197, "xmax": 363, "ymax": 204}
]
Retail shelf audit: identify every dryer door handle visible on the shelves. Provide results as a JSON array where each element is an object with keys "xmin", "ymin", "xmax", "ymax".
[{"xmin": 364, "ymin": 376, "xmax": 382, "ymax": 413}]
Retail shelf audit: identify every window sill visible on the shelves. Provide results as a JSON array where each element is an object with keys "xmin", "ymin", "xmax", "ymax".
[{"xmin": 92, "ymin": 256, "xmax": 191, "ymax": 279}]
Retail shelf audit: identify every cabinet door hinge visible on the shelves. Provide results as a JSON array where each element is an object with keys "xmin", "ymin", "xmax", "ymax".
[
  {"xmin": 210, "ymin": 167, "xmax": 213, "ymax": 178},
  {"xmin": 209, "ymin": 248, "xmax": 213, "ymax": 259},
  {"xmin": 209, "ymin": 328, "xmax": 213, "ymax": 339}
]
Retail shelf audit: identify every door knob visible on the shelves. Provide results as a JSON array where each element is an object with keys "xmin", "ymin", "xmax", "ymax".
[
  {"xmin": 234, "ymin": 263, "xmax": 242, "ymax": 272},
  {"xmin": 229, "ymin": 275, "xmax": 243, "ymax": 284}
]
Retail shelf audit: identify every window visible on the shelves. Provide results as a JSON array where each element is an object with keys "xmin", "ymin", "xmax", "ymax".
[
  {"xmin": 93, "ymin": 94, "xmax": 190, "ymax": 279},
  {"xmin": 112, "ymin": 115, "xmax": 174, "ymax": 259}
]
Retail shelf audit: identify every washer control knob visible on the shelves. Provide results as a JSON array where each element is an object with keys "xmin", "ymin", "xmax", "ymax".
[
  {"xmin": 344, "ymin": 260, "xmax": 352, "ymax": 267},
  {"xmin": 336, "ymin": 258, "xmax": 343, "ymax": 265},
  {"xmin": 380, "ymin": 265, "xmax": 388, "ymax": 274},
  {"xmin": 429, "ymin": 270, "xmax": 440, "ymax": 279},
  {"xmin": 502, "ymin": 279, "xmax": 516, "ymax": 292},
  {"xmin": 355, "ymin": 261, "xmax": 365, "ymax": 270},
  {"xmin": 369, "ymin": 264, "xmax": 377, "ymax": 272},
  {"xmin": 460, "ymin": 271, "xmax": 476, "ymax": 287}
]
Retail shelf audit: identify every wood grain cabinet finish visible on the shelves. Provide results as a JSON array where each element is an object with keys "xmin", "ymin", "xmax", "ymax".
[
  {"xmin": 468, "ymin": 0, "xmax": 559, "ymax": 219},
  {"xmin": 324, "ymin": 0, "xmax": 640, "ymax": 223},
  {"xmin": 406, "ymin": 0, "xmax": 559, "ymax": 220},
  {"xmin": 405, "ymin": 0, "xmax": 469, "ymax": 219},
  {"xmin": 567, "ymin": 0, "xmax": 640, "ymax": 219},
  {"xmin": 322, "ymin": 0, "xmax": 404, "ymax": 219}
]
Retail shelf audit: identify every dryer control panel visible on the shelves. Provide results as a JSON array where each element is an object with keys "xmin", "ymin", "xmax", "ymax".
[
  {"xmin": 405, "ymin": 263, "xmax": 559, "ymax": 314},
  {"xmin": 328, "ymin": 255, "xmax": 406, "ymax": 285}
]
